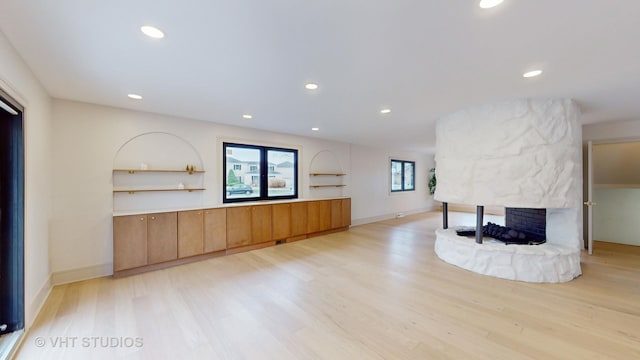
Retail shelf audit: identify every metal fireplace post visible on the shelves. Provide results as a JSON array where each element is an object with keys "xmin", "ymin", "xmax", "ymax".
[
  {"xmin": 476, "ymin": 205, "xmax": 484, "ymax": 244},
  {"xmin": 442, "ymin": 202, "xmax": 448, "ymax": 229}
]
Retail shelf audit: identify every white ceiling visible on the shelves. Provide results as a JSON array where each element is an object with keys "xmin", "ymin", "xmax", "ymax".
[{"xmin": 2, "ymin": 1, "xmax": 639, "ymax": 153}]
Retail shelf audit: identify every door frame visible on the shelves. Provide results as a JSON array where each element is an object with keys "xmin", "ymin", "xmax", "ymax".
[
  {"xmin": 584, "ymin": 136, "xmax": 640, "ymax": 254},
  {"xmin": 0, "ymin": 87, "xmax": 25, "ymax": 338}
]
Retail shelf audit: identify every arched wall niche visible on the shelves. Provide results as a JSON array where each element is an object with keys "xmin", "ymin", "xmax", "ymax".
[
  {"xmin": 308, "ymin": 149, "xmax": 346, "ymax": 197},
  {"xmin": 113, "ymin": 131, "xmax": 203, "ymax": 170},
  {"xmin": 112, "ymin": 132, "xmax": 205, "ymax": 211},
  {"xmin": 309, "ymin": 150, "xmax": 343, "ymax": 173}
]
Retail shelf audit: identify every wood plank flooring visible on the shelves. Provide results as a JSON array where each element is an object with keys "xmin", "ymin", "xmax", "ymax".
[{"xmin": 16, "ymin": 212, "xmax": 640, "ymax": 359}]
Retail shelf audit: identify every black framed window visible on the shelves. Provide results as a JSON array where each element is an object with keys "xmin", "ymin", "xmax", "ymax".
[
  {"xmin": 224, "ymin": 142, "xmax": 298, "ymax": 202},
  {"xmin": 391, "ymin": 159, "xmax": 415, "ymax": 192}
]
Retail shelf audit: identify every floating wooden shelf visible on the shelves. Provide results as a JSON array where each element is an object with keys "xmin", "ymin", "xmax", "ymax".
[
  {"xmin": 114, "ymin": 188, "xmax": 206, "ymax": 194},
  {"xmin": 113, "ymin": 169, "xmax": 205, "ymax": 174},
  {"xmin": 310, "ymin": 173, "xmax": 346, "ymax": 176},
  {"xmin": 310, "ymin": 185, "xmax": 347, "ymax": 188}
]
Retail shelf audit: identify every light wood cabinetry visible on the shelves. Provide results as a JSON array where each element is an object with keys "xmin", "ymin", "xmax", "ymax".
[
  {"xmin": 178, "ymin": 210, "xmax": 204, "ymax": 258},
  {"xmin": 147, "ymin": 212, "xmax": 178, "ymax": 264},
  {"xmin": 227, "ymin": 205, "xmax": 273, "ymax": 248},
  {"xmin": 291, "ymin": 202, "xmax": 308, "ymax": 236},
  {"xmin": 113, "ymin": 215, "xmax": 148, "ymax": 271},
  {"xmin": 331, "ymin": 199, "xmax": 343, "ymax": 229},
  {"xmin": 272, "ymin": 203, "xmax": 291, "ymax": 240},
  {"xmin": 226, "ymin": 206, "xmax": 252, "ymax": 248},
  {"xmin": 308, "ymin": 200, "xmax": 331, "ymax": 233},
  {"xmin": 204, "ymin": 208, "xmax": 226, "ymax": 253},
  {"xmin": 251, "ymin": 205, "xmax": 273, "ymax": 244},
  {"xmin": 342, "ymin": 198, "xmax": 351, "ymax": 227},
  {"xmin": 331, "ymin": 198, "xmax": 351, "ymax": 228},
  {"xmin": 113, "ymin": 198, "xmax": 350, "ymax": 276}
]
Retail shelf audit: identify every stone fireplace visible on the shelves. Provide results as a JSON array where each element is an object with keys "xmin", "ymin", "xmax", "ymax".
[{"xmin": 433, "ymin": 98, "xmax": 582, "ymax": 283}]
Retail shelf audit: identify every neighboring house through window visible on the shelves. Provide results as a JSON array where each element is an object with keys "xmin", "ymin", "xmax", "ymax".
[{"xmin": 224, "ymin": 142, "xmax": 298, "ymax": 202}]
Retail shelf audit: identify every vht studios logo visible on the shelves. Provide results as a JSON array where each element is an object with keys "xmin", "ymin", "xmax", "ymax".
[{"xmin": 35, "ymin": 336, "xmax": 144, "ymax": 348}]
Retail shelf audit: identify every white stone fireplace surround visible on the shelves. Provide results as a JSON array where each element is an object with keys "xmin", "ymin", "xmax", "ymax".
[{"xmin": 434, "ymin": 99, "xmax": 583, "ymax": 283}]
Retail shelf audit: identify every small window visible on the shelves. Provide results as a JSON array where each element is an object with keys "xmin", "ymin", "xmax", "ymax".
[
  {"xmin": 224, "ymin": 142, "xmax": 298, "ymax": 202},
  {"xmin": 391, "ymin": 160, "xmax": 415, "ymax": 192}
]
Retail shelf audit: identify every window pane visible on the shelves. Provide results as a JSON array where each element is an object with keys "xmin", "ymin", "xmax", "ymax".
[
  {"xmin": 391, "ymin": 161, "xmax": 403, "ymax": 191},
  {"xmin": 404, "ymin": 162, "xmax": 415, "ymax": 190},
  {"xmin": 225, "ymin": 146, "xmax": 260, "ymax": 199},
  {"xmin": 268, "ymin": 149, "xmax": 295, "ymax": 197}
]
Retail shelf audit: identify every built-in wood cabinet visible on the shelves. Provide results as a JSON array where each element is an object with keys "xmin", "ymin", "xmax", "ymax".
[
  {"xmin": 226, "ymin": 206, "xmax": 252, "ymax": 248},
  {"xmin": 113, "ymin": 215, "xmax": 148, "ymax": 271},
  {"xmin": 147, "ymin": 212, "xmax": 178, "ymax": 264},
  {"xmin": 178, "ymin": 210, "xmax": 204, "ymax": 258},
  {"xmin": 252, "ymin": 205, "xmax": 272, "ymax": 244},
  {"xmin": 291, "ymin": 202, "xmax": 308, "ymax": 237},
  {"xmin": 113, "ymin": 198, "xmax": 350, "ymax": 276},
  {"xmin": 308, "ymin": 200, "xmax": 331, "ymax": 233},
  {"xmin": 204, "ymin": 208, "xmax": 226, "ymax": 253},
  {"xmin": 227, "ymin": 205, "xmax": 273, "ymax": 248},
  {"xmin": 272, "ymin": 203, "xmax": 292, "ymax": 240},
  {"xmin": 342, "ymin": 198, "xmax": 351, "ymax": 227},
  {"xmin": 331, "ymin": 198, "xmax": 351, "ymax": 228}
]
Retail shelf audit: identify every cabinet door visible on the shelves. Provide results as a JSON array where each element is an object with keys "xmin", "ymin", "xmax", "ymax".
[
  {"xmin": 331, "ymin": 199, "xmax": 343, "ymax": 229},
  {"xmin": 227, "ymin": 206, "xmax": 252, "ymax": 248},
  {"xmin": 291, "ymin": 202, "xmax": 308, "ymax": 236},
  {"xmin": 308, "ymin": 200, "xmax": 331, "ymax": 233},
  {"xmin": 204, "ymin": 208, "xmax": 226, "ymax": 253},
  {"xmin": 113, "ymin": 215, "xmax": 148, "ymax": 271},
  {"xmin": 272, "ymin": 203, "xmax": 291, "ymax": 240},
  {"xmin": 342, "ymin": 198, "xmax": 351, "ymax": 227},
  {"xmin": 148, "ymin": 212, "xmax": 178, "ymax": 264},
  {"xmin": 178, "ymin": 210, "xmax": 204, "ymax": 258},
  {"xmin": 251, "ymin": 205, "xmax": 272, "ymax": 244}
]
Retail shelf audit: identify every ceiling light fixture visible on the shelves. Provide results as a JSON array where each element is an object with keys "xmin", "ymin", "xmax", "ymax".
[
  {"xmin": 305, "ymin": 83, "xmax": 319, "ymax": 90},
  {"xmin": 380, "ymin": 108, "xmax": 391, "ymax": 114},
  {"xmin": 140, "ymin": 25, "xmax": 165, "ymax": 39},
  {"xmin": 523, "ymin": 69, "xmax": 543, "ymax": 78},
  {"xmin": 127, "ymin": 93, "xmax": 143, "ymax": 100},
  {"xmin": 242, "ymin": 114, "xmax": 253, "ymax": 119},
  {"xmin": 311, "ymin": 127, "xmax": 319, "ymax": 131},
  {"xmin": 479, "ymin": 0, "xmax": 504, "ymax": 9}
]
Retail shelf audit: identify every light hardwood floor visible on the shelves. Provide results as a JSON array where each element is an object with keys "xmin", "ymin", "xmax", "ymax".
[{"xmin": 16, "ymin": 212, "xmax": 640, "ymax": 359}]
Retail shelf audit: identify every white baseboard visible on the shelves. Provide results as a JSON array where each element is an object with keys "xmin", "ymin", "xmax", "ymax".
[
  {"xmin": 351, "ymin": 207, "xmax": 434, "ymax": 226},
  {"xmin": 51, "ymin": 263, "xmax": 112, "ymax": 286},
  {"xmin": 27, "ymin": 274, "xmax": 52, "ymax": 327}
]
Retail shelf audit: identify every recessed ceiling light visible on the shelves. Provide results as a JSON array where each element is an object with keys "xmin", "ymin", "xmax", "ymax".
[
  {"xmin": 127, "ymin": 93, "xmax": 143, "ymax": 100},
  {"xmin": 523, "ymin": 69, "xmax": 543, "ymax": 78},
  {"xmin": 140, "ymin": 25, "xmax": 165, "ymax": 39},
  {"xmin": 380, "ymin": 108, "xmax": 391, "ymax": 114},
  {"xmin": 242, "ymin": 114, "xmax": 253, "ymax": 119},
  {"xmin": 479, "ymin": 0, "xmax": 504, "ymax": 9},
  {"xmin": 311, "ymin": 127, "xmax": 319, "ymax": 131},
  {"xmin": 305, "ymin": 83, "xmax": 319, "ymax": 90}
]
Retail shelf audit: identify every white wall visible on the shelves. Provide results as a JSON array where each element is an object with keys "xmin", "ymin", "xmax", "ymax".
[
  {"xmin": 593, "ymin": 188, "xmax": 640, "ymax": 246},
  {"xmin": 350, "ymin": 144, "xmax": 435, "ymax": 224},
  {"xmin": 583, "ymin": 119, "xmax": 640, "ymax": 142},
  {"xmin": 592, "ymin": 142, "xmax": 640, "ymax": 185},
  {"xmin": 0, "ymin": 30, "xmax": 53, "ymax": 327},
  {"xmin": 51, "ymin": 99, "xmax": 434, "ymax": 282}
]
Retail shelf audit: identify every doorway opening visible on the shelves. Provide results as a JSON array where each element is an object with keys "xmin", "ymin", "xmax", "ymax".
[{"xmin": 0, "ymin": 89, "xmax": 25, "ymax": 342}]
